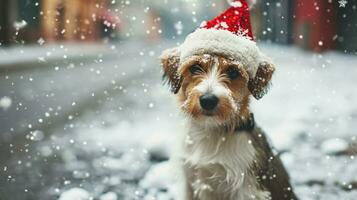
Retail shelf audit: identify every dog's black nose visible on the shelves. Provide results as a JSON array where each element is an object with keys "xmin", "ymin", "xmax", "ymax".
[{"xmin": 199, "ymin": 94, "xmax": 219, "ymax": 110}]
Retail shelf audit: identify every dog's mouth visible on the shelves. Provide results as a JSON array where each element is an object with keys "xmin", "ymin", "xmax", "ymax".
[{"xmin": 201, "ymin": 110, "xmax": 217, "ymax": 117}]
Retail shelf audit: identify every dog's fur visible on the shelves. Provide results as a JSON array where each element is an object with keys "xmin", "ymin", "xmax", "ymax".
[{"xmin": 161, "ymin": 49, "xmax": 298, "ymax": 200}]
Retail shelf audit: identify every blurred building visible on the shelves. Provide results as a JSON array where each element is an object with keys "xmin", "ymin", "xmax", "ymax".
[
  {"xmin": 42, "ymin": 0, "xmax": 109, "ymax": 41},
  {"xmin": 0, "ymin": 0, "xmax": 119, "ymax": 45},
  {"xmin": 1, "ymin": 0, "xmax": 356, "ymax": 53},
  {"xmin": 104, "ymin": 0, "xmax": 357, "ymax": 53},
  {"xmin": 0, "ymin": 0, "xmax": 10, "ymax": 45},
  {"xmin": 0, "ymin": 0, "xmax": 18, "ymax": 45},
  {"xmin": 336, "ymin": 0, "xmax": 357, "ymax": 53},
  {"xmin": 253, "ymin": 0, "xmax": 294, "ymax": 44},
  {"xmin": 254, "ymin": 0, "xmax": 357, "ymax": 53}
]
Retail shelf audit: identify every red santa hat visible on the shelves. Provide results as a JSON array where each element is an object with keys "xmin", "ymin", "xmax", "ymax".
[{"xmin": 178, "ymin": 0, "xmax": 271, "ymax": 78}]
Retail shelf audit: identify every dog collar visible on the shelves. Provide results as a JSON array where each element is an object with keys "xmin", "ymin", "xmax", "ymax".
[{"xmin": 235, "ymin": 113, "xmax": 255, "ymax": 132}]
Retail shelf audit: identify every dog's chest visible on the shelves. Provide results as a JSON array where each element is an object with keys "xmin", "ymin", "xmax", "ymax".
[
  {"xmin": 190, "ymin": 163, "xmax": 266, "ymax": 200},
  {"xmin": 183, "ymin": 129, "xmax": 270, "ymax": 200}
]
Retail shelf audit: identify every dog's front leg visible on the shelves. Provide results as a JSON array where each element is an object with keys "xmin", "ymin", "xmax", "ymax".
[
  {"xmin": 183, "ymin": 163, "xmax": 195, "ymax": 200},
  {"xmin": 184, "ymin": 180, "xmax": 194, "ymax": 200}
]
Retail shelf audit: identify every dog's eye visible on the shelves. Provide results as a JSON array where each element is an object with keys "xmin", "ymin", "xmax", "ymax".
[
  {"xmin": 189, "ymin": 64, "xmax": 202, "ymax": 75},
  {"xmin": 226, "ymin": 67, "xmax": 240, "ymax": 80}
]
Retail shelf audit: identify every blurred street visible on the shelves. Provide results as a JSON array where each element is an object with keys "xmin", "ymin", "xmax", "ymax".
[
  {"xmin": 1, "ymin": 40, "xmax": 357, "ymax": 200},
  {"xmin": 0, "ymin": 40, "xmax": 174, "ymax": 199},
  {"xmin": 0, "ymin": 41, "xmax": 157, "ymax": 140}
]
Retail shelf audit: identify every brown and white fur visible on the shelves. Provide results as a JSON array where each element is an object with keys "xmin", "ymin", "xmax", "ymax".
[{"xmin": 161, "ymin": 49, "xmax": 298, "ymax": 200}]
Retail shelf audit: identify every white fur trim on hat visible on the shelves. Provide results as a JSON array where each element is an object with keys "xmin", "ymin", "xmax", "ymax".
[{"xmin": 178, "ymin": 28, "xmax": 271, "ymax": 77}]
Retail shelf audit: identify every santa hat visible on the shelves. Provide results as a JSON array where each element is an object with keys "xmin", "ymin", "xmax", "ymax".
[{"xmin": 178, "ymin": 0, "xmax": 271, "ymax": 78}]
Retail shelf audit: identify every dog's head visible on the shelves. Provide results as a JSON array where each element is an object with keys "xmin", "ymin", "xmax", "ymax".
[
  {"xmin": 161, "ymin": 47, "xmax": 274, "ymax": 126},
  {"xmin": 160, "ymin": 29, "xmax": 274, "ymax": 127}
]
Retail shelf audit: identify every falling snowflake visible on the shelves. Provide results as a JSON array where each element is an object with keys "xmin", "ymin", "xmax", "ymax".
[
  {"xmin": 338, "ymin": 0, "xmax": 348, "ymax": 7},
  {"xmin": 13, "ymin": 20, "xmax": 27, "ymax": 30},
  {"xmin": 37, "ymin": 37, "xmax": 45, "ymax": 45},
  {"xmin": 174, "ymin": 21, "xmax": 183, "ymax": 35},
  {"xmin": 0, "ymin": 96, "xmax": 12, "ymax": 110}
]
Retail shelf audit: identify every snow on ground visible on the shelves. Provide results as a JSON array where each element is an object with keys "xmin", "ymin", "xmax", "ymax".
[
  {"xmin": 54, "ymin": 81, "xmax": 182, "ymax": 200},
  {"xmin": 0, "ymin": 43, "xmax": 112, "ymax": 67},
  {"xmin": 2, "ymin": 42, "xmax": 357, "ymax": 200},
  {"xmin": 58, "ymin": 188, "xmax": 90, "ymax": 200}
]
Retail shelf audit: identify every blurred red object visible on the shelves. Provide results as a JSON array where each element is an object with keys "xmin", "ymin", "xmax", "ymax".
[
  {"xmin": 293, "ymin": 0, "xmax": 337, "ymax": 51},
  {"xmin": 99, "ymin": 9, "xmax": 121, "ymax": 30}
]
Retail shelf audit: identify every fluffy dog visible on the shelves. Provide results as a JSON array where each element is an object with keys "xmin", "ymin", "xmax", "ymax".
[
  {"xmin": 160, "ymin": 32, "xmax": 298, "ymax": 200},
  {"xmin": 160, "ymin": 49, "xmax": 298, "ymax": 200},
  {"xmin": 160, "ymin": 1, "xmax": 298, "ymax": 199}
]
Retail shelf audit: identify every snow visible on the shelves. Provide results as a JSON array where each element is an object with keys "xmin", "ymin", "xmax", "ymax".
[
  {"xmin": 13, "ymin": 20, "xmax": 27, "ymax": 30},
  {"xmin": 0, "ymin": 43, "xmax": 112, "ymax": 67},
  {"xmin": 338, "ymin": 0, "xmax": 348, "ymax": 7},
  {"xmin": 58, "ymin": 188, "xmax": 90, "ymax": 200},
  {"xmin": 139, "ymin": 161, "xmax": 176, "ymax": 190},
  {"xmin": 230, "ymin": 1, "xmax": 243, "ymax": 8},
  {"xmin": 0, "ymin": 96, "xmax": 12, "ymax": 110},
  {"xmin": 99, "ymin": 192, "xmax": 118, "ymax": 200},
  {"xmin": 93, "ymin": 152, "xmax": 149, "ymax": 180},
  {"xmin": 320, "ymin": 138, "xmax": 349, "ymax": 155}
]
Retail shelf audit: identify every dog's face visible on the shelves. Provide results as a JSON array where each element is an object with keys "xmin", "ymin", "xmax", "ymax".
[
  {"xmin": 161, "ymin": 48, "xmax": 274, "ymax": 126},
  {"xmin": 177, "ymin": 54, "xmax": 250, "ymax": 124}
]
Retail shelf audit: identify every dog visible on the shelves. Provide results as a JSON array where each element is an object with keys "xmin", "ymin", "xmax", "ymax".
[{"xmin": 160, "ymin": 41, "xmax": 298, "ymax": 200}]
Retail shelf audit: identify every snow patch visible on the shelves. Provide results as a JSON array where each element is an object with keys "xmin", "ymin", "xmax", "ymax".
[
  {"xmin": 99, "ymin": 192, "xmax": 117, "ymax": 200},
  {"xmin": 58, "ymin": 188, "xmax": 90, "ymax": 200},
  {"xmin": 93, "ymin": 150, "xmax": 150, "ymax": 180},
  {"xmin": 320, "ymin": 138, "xmax": 348, "ymax": 154},
  {"xmin": 140, "ymin": 161, "xmax": 175, "ymax": 190},
  {"xmin": 144, "ymin": 132, "xmax": 174, "ymax": 161}
]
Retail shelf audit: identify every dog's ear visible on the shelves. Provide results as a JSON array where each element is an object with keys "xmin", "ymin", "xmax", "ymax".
[
  {"xmin": 160, "ymin": 47, "xmax": 182, "ymax": 94},
  {"xmin": 248, "ymin": 62, "xmax": 275, "ymax": 100}
]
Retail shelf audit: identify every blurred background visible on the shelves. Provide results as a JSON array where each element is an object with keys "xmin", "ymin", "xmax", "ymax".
[
  {"xmin": 1, "ymin": 0, "xmax": 357, "ymax": 51},
  {"xmin": 1, "ymin": 0, "xmax": 357, "ymax": 200}
]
